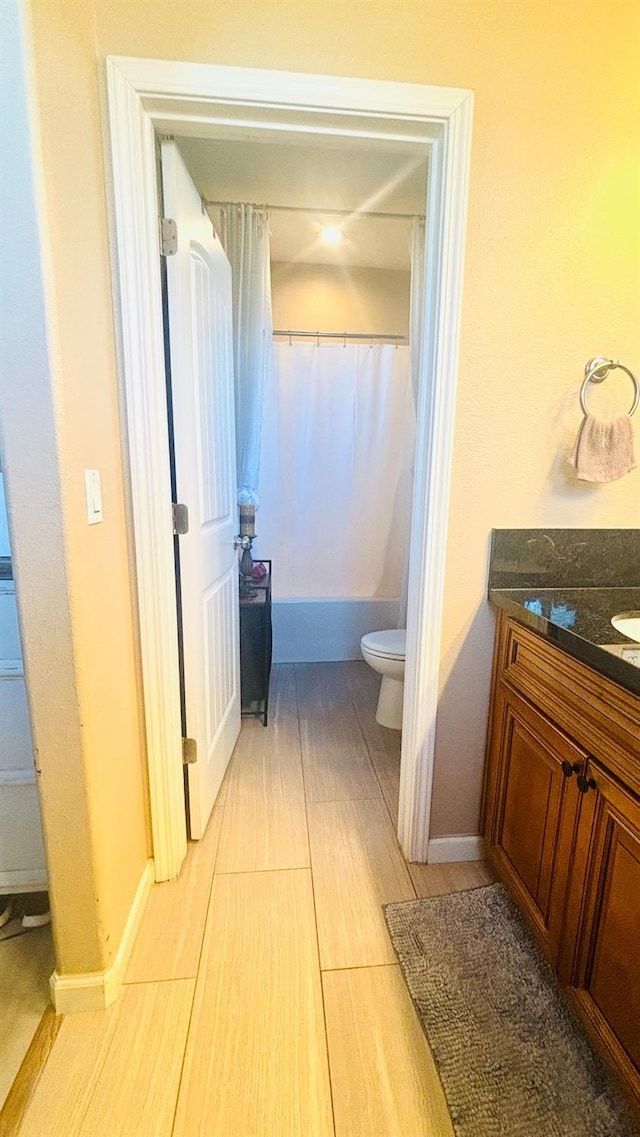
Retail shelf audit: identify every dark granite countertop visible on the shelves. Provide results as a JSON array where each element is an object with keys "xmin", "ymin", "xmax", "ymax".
[
  {"xmin": 488, "ymin": 530, "xmax": 640, "ymax": 696},
  {"xmin": 490, "ymin": 586, "xmax": 640, "ymax": 695}
]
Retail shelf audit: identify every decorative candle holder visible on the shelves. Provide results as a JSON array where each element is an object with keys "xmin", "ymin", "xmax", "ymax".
[
  {"xmin": 239, "ymin": 503, "xmax": 256, "ymax": 538},
  {"xmin": 236, "ymin": 504, "xmax": 257, "ymax": 598},
  {"xmin": 239, "ymin": 536, "xmax": 256, "ymax": 599}
]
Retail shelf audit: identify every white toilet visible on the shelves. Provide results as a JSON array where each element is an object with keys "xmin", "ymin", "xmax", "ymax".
[{"xmin": 360, "ymin": 629, "xmax": 406, "ymax": 730}]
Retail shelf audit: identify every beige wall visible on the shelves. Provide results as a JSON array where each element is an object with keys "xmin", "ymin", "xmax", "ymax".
[
  {"xmin": 16, "ymin": 0, "xmax": 638, "ymax": 946},
  {"xmin": 271, "ymin": 263, "xmax": 410, "ymax": 339},
  {"xmin": 10, "ymin": 0, "xmax": 151, "ymax": 973},
  {"xmin": 2, "ymin": 0, "xmax": 101, "ymax": 973}
]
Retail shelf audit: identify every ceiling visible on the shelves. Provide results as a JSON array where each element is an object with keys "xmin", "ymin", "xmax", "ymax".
[{"xmin": 176, "ymin": 135, "xmax": 428, "ymax": 271}]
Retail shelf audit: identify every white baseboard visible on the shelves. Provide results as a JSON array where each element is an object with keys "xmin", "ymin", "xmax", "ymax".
[
  {"xmin": 0, "ymin": 870, "xmax": 48, "ymax": 894},
  {"xmin": 272, "ymin": 597, "xmax": 400, "ymax": 663},
  {"xmin": 426, "ymin": 835, "xmax": 486, "ymax": 864},
  {"xmin": 50, "ymin": 858, "xmax": 154, "ymax": 1013}
]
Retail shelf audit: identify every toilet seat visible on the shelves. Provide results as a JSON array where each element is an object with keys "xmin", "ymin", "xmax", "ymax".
[{"xmin": 361, "ymin": 629, "xmax": 406, "ymax": 660}]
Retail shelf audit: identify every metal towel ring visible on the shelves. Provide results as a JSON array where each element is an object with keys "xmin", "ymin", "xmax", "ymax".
[{"xmin": 579, "ymin": 356, "xmax": 640, "ymax": 418}]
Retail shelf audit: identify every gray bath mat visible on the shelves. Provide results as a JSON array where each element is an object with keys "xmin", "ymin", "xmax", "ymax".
[{"xmin": 384, "ymin": 883, "xmax": 638, "ymax": 1137}]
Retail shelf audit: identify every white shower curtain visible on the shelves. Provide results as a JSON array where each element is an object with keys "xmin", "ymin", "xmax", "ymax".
[
  {"xmin": 257, "ymin": 342, "xmax": 416, "ymax": 599},
  {"xmin": 218, "ymin": 204, "xmax": 272, "ymax": 506}
]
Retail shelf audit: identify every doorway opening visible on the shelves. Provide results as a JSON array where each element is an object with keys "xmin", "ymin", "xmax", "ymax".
[
  {"xmin": 106, "ymin": 59, "xmax": 473, "ymax": 877},
  {"xmin": 158, "ymin": 129, "xmax": 429, "ymax": 841},
  {"xmin": 198, "ymin": 132, "xmax": 426, "ymax": 662}
]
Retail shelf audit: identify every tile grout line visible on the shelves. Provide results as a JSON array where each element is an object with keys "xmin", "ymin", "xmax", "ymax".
[
  {"xmin": 284, "ymin": 795, "xmax": 388, "ymax": 814},
  {"xmin": 214, "ymin": 669, "xmax": 311, "ymax": 875},
  {"xmin": 341, "ymin": 672, "xmax": 384, "ymax": 793},
  {"xmin": 304, "ymin": 794, "xmax": 387, "ymax": 805},
  {"xmin": 348, "ymin": 678, "xmax": 397, "ymax": 812},
  {"xmin": 168, "ymin": 792, "xmax": 227, "ymax": 1136},
  {"xmin": 294, "ymin": 664, "xmax": 338, "ymax": 1137},
  {"xmin": 347, "ymin": 674, "xmax": 419, "ymax": 901},
  {"xmin": 119, "ymin": 974, "xmax": 198, "ymax": 987},
  {"xmin": 297, "ymin": 664, "xmax": 383, "ymax": 806},
  {"xmin": 10, "ymin": 796, "xmax": 227, "ymax": 1137},
  {"xmin": 57, "ymin": 989, "xmax": 125, "ymax": 1137},
  {"xmin": 320, "ymin": 961, "xmax": 399, "ymax": 974},
  {"xmin": 213, "ymin": 864, "xmax": 311, "ymax": 877}
]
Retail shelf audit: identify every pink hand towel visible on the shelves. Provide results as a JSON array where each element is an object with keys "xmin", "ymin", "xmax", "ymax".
[{"xmin": 568, "ymin": 414, "xmax": 636, "ymax": 483}]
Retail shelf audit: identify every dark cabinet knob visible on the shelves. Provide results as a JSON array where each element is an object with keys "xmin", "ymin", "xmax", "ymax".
[
  {"xmin": 561, "ymin": 761, "xmax": 581, "ymax": 779},
  {"xmin": 577, "ymin": 774, "xmax": 597, "ymax": 794}
]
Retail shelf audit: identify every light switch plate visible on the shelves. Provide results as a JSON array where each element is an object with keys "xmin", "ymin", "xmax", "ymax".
[{"xmin": 84, "ymin": 469, "xmax": 103, "ymax": 525}]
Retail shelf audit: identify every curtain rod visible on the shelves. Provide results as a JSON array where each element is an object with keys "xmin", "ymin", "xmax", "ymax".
[
  {"xmin": 273, "ymin": 329, "xmax": 409, "ymax": 343},
  {"xmin": 205, "ymin": 200, "xmax": 422, "ymax": 222}
]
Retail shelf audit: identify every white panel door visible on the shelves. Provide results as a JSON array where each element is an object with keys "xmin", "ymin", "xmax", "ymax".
[{"xmin": 161, "ymin": 141, "xmax": 240, "ymax": 839}]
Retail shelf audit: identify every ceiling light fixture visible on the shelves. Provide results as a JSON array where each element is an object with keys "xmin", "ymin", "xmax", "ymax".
[{"xmin": 320, "ymin": 226, "xmax": 343, "ymax": 245}]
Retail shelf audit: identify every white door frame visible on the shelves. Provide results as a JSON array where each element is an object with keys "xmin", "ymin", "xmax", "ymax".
[{"xmin": 105, "ymin": 57, "xmax": 473, "ymax": 877}]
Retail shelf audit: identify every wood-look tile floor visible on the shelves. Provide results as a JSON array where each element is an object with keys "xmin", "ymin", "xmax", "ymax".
[{"xmin": 9, "ymin": 662, "xmax": 495, "ymax": 1137}]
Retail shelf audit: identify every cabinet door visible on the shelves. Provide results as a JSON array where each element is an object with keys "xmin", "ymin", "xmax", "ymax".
[
  {"xmin": 486, "ymin": 684, "xmax": 586, "ymax": 962},
  {"xmin": 561, "ymin": 760, "xmax": 640, "ymax": 1104}
]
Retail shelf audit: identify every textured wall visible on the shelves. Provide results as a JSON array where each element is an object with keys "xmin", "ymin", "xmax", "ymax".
[
  {"xmin": 7, "ymin": 0, "xmax": 152, "ymax": 974},
  {"xmin": 271, "ymin": 263, "xmax": 410, "ymax": 339},
  {"xmin": 1, "ymin": 0, "xmax": 102, "ymax": 971}
]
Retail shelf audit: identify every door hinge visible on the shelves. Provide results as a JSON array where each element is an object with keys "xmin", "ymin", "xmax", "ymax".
[
  {"xmin": 159, "ymin": 217, "xmax": 178, "ymax": 256},
  {"xmin": 182, "ymin": 737, "xmax": 197, "ymax": 765},
  {"xmin": 172, "ymin": 502, "xmax": 189, "ymax": 535}
]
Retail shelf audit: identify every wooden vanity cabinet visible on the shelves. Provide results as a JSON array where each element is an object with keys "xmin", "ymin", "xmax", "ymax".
[
  {"xmin": 560, "ymin": 758, "xmax": 640, "ymax": 1099},
  {"xmin": 483, "ymin": 611, "xmax": 640, "ymax": 1109},
  {"xmin": 484, "ymin": 681, "xmax": 586, "ymax": 966}
]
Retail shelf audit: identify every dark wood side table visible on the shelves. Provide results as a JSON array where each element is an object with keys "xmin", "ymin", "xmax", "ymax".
[{"xmin": 239, "ymin": 560, "xmax": 272, "ymax": 725}]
